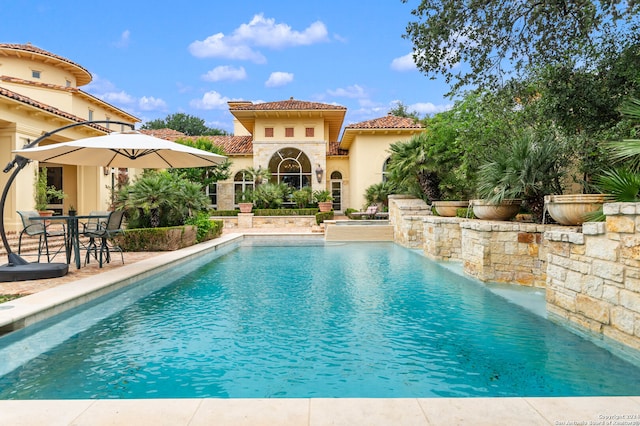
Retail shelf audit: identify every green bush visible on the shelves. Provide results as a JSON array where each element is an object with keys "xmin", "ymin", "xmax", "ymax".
[
  {"xmin": 254, "ymin": 208, "xmax": 319, "ymax": 216},
  {"xmin": 116, "ymin": 226, "xmax": 198, "ymax": 251},
  {"xmin": 185, "ymin": 213, "xmax": 223, "ymax": 242},
  {"xmin": 315, "ymin": 211, "xmax": 334, "ymax": 224},
  {"xmin": 456, "ymin": 207, "xmax": 476, "ymax": 218},
  {"xmin": 344, "ymin": 208, "xmax": 358, "ymax": 216}
]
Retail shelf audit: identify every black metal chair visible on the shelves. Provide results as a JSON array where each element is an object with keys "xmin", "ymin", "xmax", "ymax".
[
  {"xmin": 84, "ymin": 210, "xmax": 125, "ymax": 268},
  {"xmin": 17, "ymin": 210, "xmax": 66, "ymax": 262}
]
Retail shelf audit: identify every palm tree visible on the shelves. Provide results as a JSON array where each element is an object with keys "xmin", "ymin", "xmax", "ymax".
[
  {"xmin": 608, "ymin": 98, "xmax": 640, "ymax": 170},
  {"xmin": 593, "ymin": 97, "xmax": 640, "ymax": 204},
  {"xmin": 476, "ymin": 129, "xmax": 566, "ymax": 222},
  {"xmin": 244, "ymin": 166, "xmax": 271, "ymax": 187},
  {"xmin": 386, "ymin": 133, "xmax": 442, "ymax": 202}
]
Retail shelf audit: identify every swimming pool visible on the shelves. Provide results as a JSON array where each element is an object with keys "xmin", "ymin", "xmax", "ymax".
[{"xmin": 1, "ymin": 241, "xmax": 639, "ymax": 399}]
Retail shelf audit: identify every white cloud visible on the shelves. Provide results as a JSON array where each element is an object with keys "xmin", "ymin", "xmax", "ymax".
[
  {"xmin": 189, "ymin": 33, "xmax": 267, "ymax": 63},
  {"xmin": 202, "ymin": 65, "xmax": 247, "ymax": 82},
  {"xmin": 408, "ymin": 101, "xmax": 453, "ymax": 115},
  {"xmin": 236, "ymin": 14, "xmax": 328, "ymax": 48},
  {"xmin": 101, "ymin": 90, "xmax": 136, "ymax": 105},
  {"xmin": 113, "ymin": 30, "xmax": 131, "ymax": 48},
  {"xmin": 188, "ymin": 14, "xmax": 329, "ymax": 62},
  {"xmin": 138, "ymin": 96, "xmax": 167, "ymax": 111},
  {"xmin": 327, "ymin": 84, "xmax": 367, "ymax": 99},
  {"xmin": 390, "ymin": 53, "xmax": 416, "ymax": 72},
  {"xmin": 265, "ymin": 72, "xmax": 294, "ymax": 88},
  {"xmin": 190, "ymin": 90, "xmax": 233, "ymax": 110}
]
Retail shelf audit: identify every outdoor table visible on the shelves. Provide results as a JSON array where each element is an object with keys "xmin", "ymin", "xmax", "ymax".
[{"xmin": 29, "ymin": 214, "xmax": 109, "ymax": 269}]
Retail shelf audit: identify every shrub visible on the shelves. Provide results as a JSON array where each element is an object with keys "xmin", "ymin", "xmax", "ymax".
[
  {"xmin": 254, "ymin": 208, "xmax": 318, "ymax": 216},
  {"xmin": 456, "ymin": 207, "xmax": 476, "ymax": 218},
  {"xmin": 316, "ymin": 211, "xmax": 334, "ymax": 224},
  {"xmin": 185, "ymin": 212, "xmax": 223, "ymax": 242},
  {"xmin": 116, "ymin": 226, "xmax": 198, "ymax": 251},
  {"xmin": 292, "ymin": 187, "xmax": 313, "ymax": 208}
]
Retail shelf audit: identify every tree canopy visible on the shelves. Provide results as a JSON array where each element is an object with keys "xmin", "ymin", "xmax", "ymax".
[
  {"xmin": 141, "ymin": 113, "xmax": 228, "ymax": 136},
  {"xmin": 403, "ymin": 0, "xmax": 640, "ymax": 94}
]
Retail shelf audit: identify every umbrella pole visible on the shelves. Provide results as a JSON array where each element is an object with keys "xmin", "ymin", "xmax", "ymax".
[{"xmin": 0, "ymin": 120, "xmax": 133, "ymax": 282}]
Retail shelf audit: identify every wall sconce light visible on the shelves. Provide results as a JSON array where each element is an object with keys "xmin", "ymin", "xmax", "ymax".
[
  {"xmin": 103, "ymin": 167, "xmax": 110, "ymax": 176},
  {"xmin": 315, "ymin": 164, "xmax": 324, "ymax": 184}
]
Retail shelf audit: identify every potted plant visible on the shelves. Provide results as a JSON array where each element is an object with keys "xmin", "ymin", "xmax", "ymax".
[
  {"xmin": 236, "ymin": 188, "xmax": 254, "ymax": 213},
  {"xmin": 34, "ymin": 167, "xmax": 66, "ymax": 215},
  {"xmin": 313, "ymin": 189, "xmax": 334, "ymax": 212},
  {"xmin": 474, "ymin": 129, "xmax": 566, "ymax": 222},
  {"xmin": 432, "ymin": 200, "xmax": 470, "ymax": 217}
]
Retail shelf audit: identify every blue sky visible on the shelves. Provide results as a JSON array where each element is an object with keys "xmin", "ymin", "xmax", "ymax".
[{"xmin": 1, "ymin": 1, "xmax": 453, "ymax": 134}]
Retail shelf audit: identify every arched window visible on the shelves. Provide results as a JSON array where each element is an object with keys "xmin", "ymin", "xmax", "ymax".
[
  {"xmin": 234, "ymin": 170, "xmax": 254, "ymax": 206},
  {"xmin": 268, "ymin": 148, "xmax": 312, "ymax": 189},
  {"xmin": 382, "ymin": 157, "xmax": 391, "ymax": 182}
]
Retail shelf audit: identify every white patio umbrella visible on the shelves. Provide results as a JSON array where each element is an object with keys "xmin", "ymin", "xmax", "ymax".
[
  {"xmin": 1, "ymin": 123, "xmax": 227, "ymax": 282},
  {"xmin": 12, "ymin": 131, "xmax": 226, "ymax": 168}
]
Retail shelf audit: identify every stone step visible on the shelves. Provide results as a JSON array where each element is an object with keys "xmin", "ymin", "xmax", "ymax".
[{"xmin": 0, "ymin": 232, "xmax": 70, "ymax": 258}]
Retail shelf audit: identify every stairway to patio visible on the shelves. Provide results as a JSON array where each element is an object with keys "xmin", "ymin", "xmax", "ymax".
[{"xmin": 0, "ymin": 231, "xmax": 68, "ymax": 260}]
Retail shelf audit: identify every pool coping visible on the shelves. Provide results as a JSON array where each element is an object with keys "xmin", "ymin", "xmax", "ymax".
[{"xmin": 0, "ymin": 233, "xmax": 639, "ymax": 424}]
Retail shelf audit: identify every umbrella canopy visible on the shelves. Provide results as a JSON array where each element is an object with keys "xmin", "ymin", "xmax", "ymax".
[{"xmin": 12, "ymin": 131, "xmax": 226, "ymax": 169}]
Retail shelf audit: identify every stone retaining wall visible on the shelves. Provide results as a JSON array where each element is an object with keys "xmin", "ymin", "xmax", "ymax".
[
  {"xmin": 391, "ymin": 196, "xmax": 640, "ymax": 356},
  {"xmin": 388, "ymin": 195, "xmax": 432, "ymax": 248},
  {"xmin": 545, "ymin": 203, "xmax": 640, "ymax": 352},
  {"xmin": 211, "ymin": 214, "xmax": 316, "ymax": 230},
  {"xmin": 423, "ymin": 216, "xmax": 465, "ymax": 261},
  {"xmin": 460, "ymin": 221, "xmax": 557, "ymax": 288}
]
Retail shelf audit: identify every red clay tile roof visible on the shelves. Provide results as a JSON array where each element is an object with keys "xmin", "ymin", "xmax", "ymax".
[
  {"xmin": 209, "ymin": 136, "xmax": 253, "ymax": 155},
  {"xmin": 0, "ymin": 43, "xmax": 92, "ymax": 86},
  {"xmin": 0, "ymin": 86, "xmax": 112, "ymax": 132},
  {"xmin": 139, "ymin": 128, "xmax": 188, "ymax": 140},
  {"xmin": 345, "ymin": 115, "xmax": 423, "ymax": 129},
  {"xmin": 328, "ymin": 141, "xmax": 348, "ymax": 156},
  {"xmin": 140, "ymin": 129, "xmax": 253, "ymax": 155},
  {"xmin": 229, "ymin": 98, "xmax": 346, "ymax": 111}
]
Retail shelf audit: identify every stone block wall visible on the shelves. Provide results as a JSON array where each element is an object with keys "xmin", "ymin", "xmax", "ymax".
[
  {"xmin": 211, "ymin": 214, "xmax": 316, "ymax": 230},
  {"xmin": 388, "ymin": 195, "xmax": 432, "ymax": 248},
  {"xmin": 545, "ymin": 203, "xmax": 640, "ymax": 352},
  {"xmin": 460, "ymin": 221, "xmax": 557, "ymax": 288},
  {"xmin": 423, "ymin": 216, "xmax": 465, "ymax": 261}
]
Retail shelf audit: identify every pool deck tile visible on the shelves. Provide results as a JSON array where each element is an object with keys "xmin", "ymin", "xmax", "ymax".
[
  {"xmin": 1, "ymin": 228, "xmax": 640, "ymax": 425},
  {"xmin": 1, "ymin": 397, "xmax": 639, "ymax": 425}
]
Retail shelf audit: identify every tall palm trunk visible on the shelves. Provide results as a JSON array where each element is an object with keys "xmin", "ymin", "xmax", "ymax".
[{"xmin": 418, "ymin": 171, "xmax": 442, "ymax": 202}]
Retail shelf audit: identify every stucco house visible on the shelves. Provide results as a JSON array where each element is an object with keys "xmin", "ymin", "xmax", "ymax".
[
  {"xmin": 0, "ymin": 43, "xmax": 138, "ymax": 232},
  {"xmin": 151, "ymin": 101, "xmax": 424, "ymax": 213},
  {"xmin": 1, "ymin": 43, "xmax": 424, "ymax": 233}
]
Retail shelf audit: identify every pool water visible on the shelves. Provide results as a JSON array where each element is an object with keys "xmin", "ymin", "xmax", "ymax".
[{"xmin": 1, "ymin": 242, "xmax": 639, "ymax": 399}]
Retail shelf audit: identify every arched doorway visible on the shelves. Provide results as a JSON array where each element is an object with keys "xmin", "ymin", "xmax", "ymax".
[{"xmin": 268, "ymin": 148, "xmax": 312, "ymax": 190}]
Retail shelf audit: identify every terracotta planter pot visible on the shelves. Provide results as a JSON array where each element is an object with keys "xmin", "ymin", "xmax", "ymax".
[
  {"xmin": 318, "ymin": 201, "xmax": 333, "ymax": 212},
  {"xmin": 471, "ymin": 199, "xmax": 522, "ymax": 221},
  {"xmin": 544, "ymin": 194, "xmax": 609, "ymax": 225},
  {"xmin": 432, "ymin": 200, "xmax": 469, "ymax": 217},
  {"xmin": 238, "ymin": 203, "xmax": 253, "ymax": 213}
]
